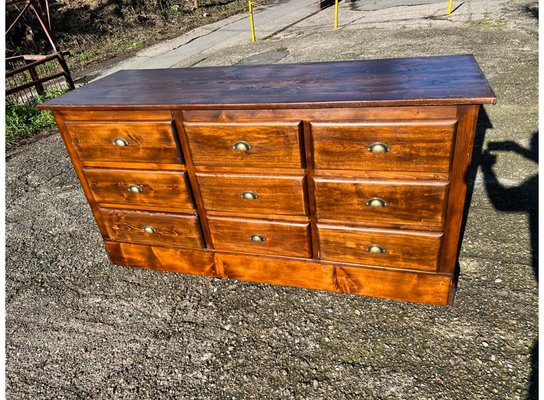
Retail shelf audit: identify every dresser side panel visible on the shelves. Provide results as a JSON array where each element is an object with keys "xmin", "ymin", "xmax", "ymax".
[
  {"xmin": 439, "ymin": 105, "xmax": 480, "ymax": 273},
  {"xmin": 53, "ymin": 112, "xmax": 109, "ymax": 238}
]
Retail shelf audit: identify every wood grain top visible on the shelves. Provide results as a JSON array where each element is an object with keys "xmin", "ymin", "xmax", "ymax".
[{"xmin": 39, "ymin": 54, "xmax": 496, "ymax": 110}]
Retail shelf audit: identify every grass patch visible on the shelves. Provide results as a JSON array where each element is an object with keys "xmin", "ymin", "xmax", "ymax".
[
  {"xmin": 467, "ymin": 17, "xmax": 508, "ymax": 28},
  {"xmin": 6, "ymin": 89, "xmax": 67, "ymax": 149}
]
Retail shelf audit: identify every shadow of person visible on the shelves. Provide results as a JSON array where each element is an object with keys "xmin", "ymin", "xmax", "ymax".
[
  {"xmin": 480, "ymin": 132, "xmax": 538, "ymax": 279},
  {"xmin": 479, "ymin": 131, "xmax": 538, "ymax": 400}
]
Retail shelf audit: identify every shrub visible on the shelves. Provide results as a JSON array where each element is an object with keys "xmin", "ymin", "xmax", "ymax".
[{"xmin": 6, "ymin": 89, "xmax": 67, "ymax": 148}]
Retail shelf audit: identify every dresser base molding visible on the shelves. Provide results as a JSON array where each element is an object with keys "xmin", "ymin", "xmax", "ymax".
[{"xmin": 104, "ymin": 241, "xmax": 454, "ymax": 305}]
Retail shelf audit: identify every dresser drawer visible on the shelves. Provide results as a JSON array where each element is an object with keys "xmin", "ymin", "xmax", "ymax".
[
  {"xmin": 100, "ymin": 208, "xmax": 203, "ymax": 248},
  {"xmin": 184, "ymin": 122, "xmax": 303, "ymax": 168},
  {"xmin": 197, "ymin": 173, "xmax": 307, "ymax": 216},
  {"xmin": 65, "ymin": 121, "xmax": 181, "ymax": 163},
  {"xmin": 311, "ymin": 120, "xmax": 456, "ymax": 172},
  {"xmin": 208, "ymin": 216, "xmax": 311, "ymax": 257},
  {"xmin": 318, "ymin": 224, "xmax": 442, "ymax": 271},
  {"xmin": 84, "ymin": 168, "xmax": 194, "ymax": 211},
  {"xmin": 314, "ymin": 177, "xmax": 448, "ymax": 228}
]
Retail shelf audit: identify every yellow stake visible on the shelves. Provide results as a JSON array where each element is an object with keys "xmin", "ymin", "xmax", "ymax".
[
  {"xmin": 447, "ymin": 0, "xmax": 453, "ymax": 14},
  {"xmin": 334, "ymin": 0, "xmax": 339, "ymax": 29},
  {"xmin": 248, "ymin": 0, "xmax": 256, "ymax": 42}
]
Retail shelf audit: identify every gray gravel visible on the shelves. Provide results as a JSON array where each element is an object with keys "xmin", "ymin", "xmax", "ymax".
[{"xmin": 6, "ymin": 0, "xmax": 538, "ymax": 398}]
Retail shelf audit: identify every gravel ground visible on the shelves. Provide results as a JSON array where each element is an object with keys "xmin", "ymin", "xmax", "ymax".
[{"xmin": 6, "ymin": 0, "xmax": 538, "ymax": 398}]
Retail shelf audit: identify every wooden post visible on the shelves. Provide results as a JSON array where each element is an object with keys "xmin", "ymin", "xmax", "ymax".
[
  {"xmin": 56, "ymin": 52, "xmax": 75, "ymax": 90},
  {"xmin": 24, "ymin": 59, "xmax": 44, "ymax": 95}
]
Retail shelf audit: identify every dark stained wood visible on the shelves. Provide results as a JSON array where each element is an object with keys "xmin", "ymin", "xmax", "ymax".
[
  {"xmin": 184, "ymin": 122, "xmax": 304, "ymax": 168},
  {"xmin": 314, "ymin": 169, "xmax": 450, "ymax": 181},
  {"xmin": 83, "ymin": 168, "xmax": 194, "ymax": 211},
  {"xmin": 38, "ymin": 55, "xmax": 496, "ymax": 111},
  {"xmin": 182, "ymin": 106, "xmax": 459, "ymax": 122},
  {"xmin": 194, "ymin": 166, "xmax": 305, "ymax": 175},
  {"xmin": 65, "ymin": 121, "xmax": 181, "ymax": 163},
  {"xmin": 173, "ymin": 111, "xmax": 216, "ymax": 249},
  {"xmin": 206, "ymin": 210, "xmax": 310, "ymax": 223},
  {"xmin": 303, "ymin": 120, "xmax": 321, "ymax": 258},
  {"xmin": 52, "ymin": 113, "xmax": 109, "ymax": 238},
  {"xmin": 81, "ymin": 161, "xmax": 185, "ymax": 170},
  {"xmin": 439, "ymin": 105, "xmax": 480, "ymax": 273},
  {"xmin": 46, "ymin": 56, "xmax": 495, "ymax": 305},
  {"xmin": 207, "ymin": 216, "xmax": 312, "ymax": 258},
  {"xmin": 318, "ymin": 224, "xmax": 443, "ymax": 272},
  {"xmin": 314, "ymin": 177, "xmax": 449, "ymax": 228},
  {"xmin": 58, "ymin": 110, "xmax": 173, "ymax": 121},
  {"xmin": 100, "ymin": 208, "xmax": 203, "ymax": 248},
  {"xmin": 311, "ymin": 120, "xmax": 456, "ymax": 172},
  {"xmin": 104, "ymin": 241, "xmax": 452, "ymax": 305},
  {"xmin": 197, "ymin": 173, "xmax": 308, "ymax": 216}
]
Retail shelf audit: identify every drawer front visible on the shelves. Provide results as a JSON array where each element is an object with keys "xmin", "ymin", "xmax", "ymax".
[
  {"xmin": 314, "ymin": 178, "xmax": 448, "ymax": 228},
  {"xmin": 84, "ymin": 168, "xmax": 194, "ymax": 210},
  {"xmin": 208, "ymin": 217, "xmax": 311, "ymax": 258},
  {"xmin": 197, "ymin": 173, "xmax": 307, "ymax": 216},
  {"xmin": 101, "ymin": 208, "xmax": 203, "ymax": 248},
  {"xmin": 311, "ymin": 120, "xmax": 456, "ymax": 172},
  {"xmin": 184, "ymin": 122, "xmax": 303, "ymax": 168},
  {"xmin": 65, "ymin": 121, "xmax": 180, "ymax": 163},
  {"xmin": 318, "ymin": 224, "xmax": 443, "ymax": 271}
]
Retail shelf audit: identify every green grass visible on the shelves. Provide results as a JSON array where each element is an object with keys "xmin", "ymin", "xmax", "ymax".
[
  {"xmin": 6, "ymin": 89, "xmax": 68, "ymax": 148},
  {"xmin": 467, "ymin": 16, "xmax": 508, "ymax": 28}
]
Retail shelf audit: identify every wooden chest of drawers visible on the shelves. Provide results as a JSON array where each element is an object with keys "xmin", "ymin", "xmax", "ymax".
[{"xmin": 39, "ymin": 55, "xmax": 495, "ymax": 305}]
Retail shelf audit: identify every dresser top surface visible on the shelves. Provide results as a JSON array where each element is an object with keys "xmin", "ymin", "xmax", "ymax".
[{"xmin": 40, "ymin": 54, "xmax": 496, "ymax": 110}]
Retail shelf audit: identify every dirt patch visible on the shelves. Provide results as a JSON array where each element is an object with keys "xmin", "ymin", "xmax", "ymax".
[{"xmin": 6, "ymin": 0, "xmax": 267, "ymax": 78}]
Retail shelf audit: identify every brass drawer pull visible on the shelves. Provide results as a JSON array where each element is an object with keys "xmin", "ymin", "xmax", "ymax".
[
  {"xmin": 127, "ymin": 184, "xmax": 143, "ymax": 194},
  {"xmin": 241, "ymin": 191, "xmax": 258, "ymax": 200},
  {"xmin": 250, "ymin": 234, "xmax": 266, "ymax": 243},
  {"xmin": 232, "ymin": 141, "xmax": 252, "ymax": 152},
  {"xmin": 368, "ymin": 142, "xmax": 390, "ymax": 153},
  {"xmin": 142, "ymin": 225, "xmax": 156, "ymax": 234},
  {"xmin": 366, "ymin": 197, "xmax": 387, "ymax": 208},
  {"xmin": 367, "ymin": 244, "xmax": 386, "ymax": 254},
  {"xmin": 112, "ymin": 137, "xmax": 129, "ymax": 147}
]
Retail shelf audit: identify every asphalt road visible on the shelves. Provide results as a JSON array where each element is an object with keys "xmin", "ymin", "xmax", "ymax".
[{"xmin": 6, "ymin": 0, "xmax": 538, "ymax": 398}]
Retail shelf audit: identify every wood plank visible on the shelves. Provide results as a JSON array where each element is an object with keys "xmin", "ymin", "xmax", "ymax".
[
  {"xmin": 53, "ymin": 113, "xmax": 109, "ymax": 238},
  {"xmin": 83, "ymin": 168, "xmax": 194, "ymax": 211},
  {"xmin": 314, "ymin": 177, "xmax": 449, "ymax": 228},
  {"xmin": 173, "ymin": 112, "xmax": 215, "ymax": 249},
  {"xmin": 38, "ymin": 55, "xmax": 496, "ymax": 110},
  {"xmin": 57, "ymin": 110, "xmax": 173, "ymax": 120},
  {"xmin": 216, "ymin": 253, "xmax": 452, "ymax": 305},
  {"xmin": 104, "ymin": 241, "xmax": 453, "ymax": 305},
  {"xmin": 197, "ymin": 173, "xmax": 308, "ymax": 216},
  {"xmin": 105, "ymin": 241, "xmax": 216, "ymax": 275},
  {"xmin": 439, "ymin": 105, "xmax": 481, "ymax": 273},
  {"xmin": 318, "ymin": 224, "xmax": 443, "ymax": 272},
  {"xmin": 65, "ymin": 121, "xmax": 181, "ymax": 163},
  {"xmin": 100, "ymin": 208, "xmax": 203, "ymax": 248},
  {"xmin": 311, "ymin": 120, "xmax": 456, "ymax": 172},
  {"xmin": 184, "ymin": 122, "xmax": 304, "ymax": 168},
  {"xmin": 207, "ymin": 216, "xmax": 312, "ymax": 258},
  {"xmin": 181, "ymin": 106, "xmax": 459, "ymax": 122},
  {"xmin": 81, "ymin": 161, "xmax": 185, "ymax": 170}
]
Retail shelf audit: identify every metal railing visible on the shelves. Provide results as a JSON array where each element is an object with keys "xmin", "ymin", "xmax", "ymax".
[{"xmin": 5, "ymin": 51, "xmax": 75, "ymax": 103}]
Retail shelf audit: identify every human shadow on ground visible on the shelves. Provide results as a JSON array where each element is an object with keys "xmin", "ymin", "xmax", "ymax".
[{"xmin": 477, "ymin": 120, "xmax": 538, "ymax": 399}]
